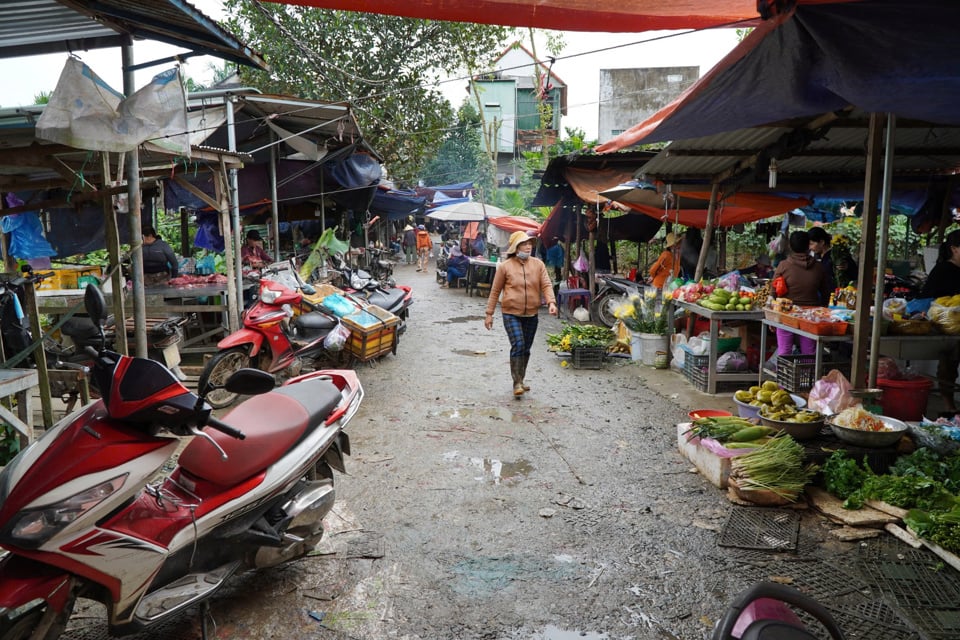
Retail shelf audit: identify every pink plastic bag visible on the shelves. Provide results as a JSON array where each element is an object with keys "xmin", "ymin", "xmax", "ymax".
[{"xmin": 807, "ymin": 369, "xmax": 857, "ymax": 415}]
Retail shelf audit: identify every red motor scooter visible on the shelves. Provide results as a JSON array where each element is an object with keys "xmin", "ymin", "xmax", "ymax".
[
  {"xmin": 199, "ymin": 273, "xmax": 347, "ymax": 409},
  {"xmin": 0, "ymin": 284, "xmax": 362, "ymax": 639}
]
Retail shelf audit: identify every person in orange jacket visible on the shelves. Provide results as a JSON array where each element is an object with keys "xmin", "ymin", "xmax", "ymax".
[
  {"xmin": 415, "ymin": 225, "xmax": 432, "ymax": 272},
  {"xmin": 647, "ymin": 231, "xmax": 682, "ymax": 290}
]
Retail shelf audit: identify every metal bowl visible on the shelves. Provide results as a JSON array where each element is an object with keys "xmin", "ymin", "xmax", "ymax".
[
  {"xmin": 758, "ymin": 413, "xmax": 825, "ymax": 440},
  {"xmin": 829, "ymin": 415, "xmax": 908, "ymax": 448},
  {"xmin": 733, "ymin": 394, "xmax": 806, "ymax": 419}
]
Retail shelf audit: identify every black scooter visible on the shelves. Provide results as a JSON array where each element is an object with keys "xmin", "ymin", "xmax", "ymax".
[{"xmin": 330, "ymin": 253, "xmax": 411, "ymax": 328}]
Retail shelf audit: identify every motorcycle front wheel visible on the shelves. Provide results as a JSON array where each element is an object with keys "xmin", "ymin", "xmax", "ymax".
[
  {"xmin": 198, "ymin": 347, "xmax": 253, "ymax": 409},
  {"xmin": 0, "ymin": 595, "xmax": 75, "ymax": 640},
  {"xmin": 591, "ymin": 292, "xmax": 621, "ymax": 328}
]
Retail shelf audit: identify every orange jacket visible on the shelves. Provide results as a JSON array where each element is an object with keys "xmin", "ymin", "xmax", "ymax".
[
  {"xmin": 649, "ymin": 249, "xmax": 679, "ymax": 289},
  {"xmin": 485, "ymin": 256, "xmax": 556, "ymax": 317},
  {"xmin": 415, "ymin": 230, "xmax": 432, "ymax": 251}
]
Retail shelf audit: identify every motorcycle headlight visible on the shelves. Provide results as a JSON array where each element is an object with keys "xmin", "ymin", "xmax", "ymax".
[
  {"xmin": 3, "ymin": 475, "xmax": 127, "ymax": 548},
  {"xmin": 261, "ymin": 288, "xmax": 280, "ymax": 304}
]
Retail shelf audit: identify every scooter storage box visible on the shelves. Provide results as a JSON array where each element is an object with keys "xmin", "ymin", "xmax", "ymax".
[{"xmin": 343, "ymin": 305, "xmax": 399, "ymax": 361}]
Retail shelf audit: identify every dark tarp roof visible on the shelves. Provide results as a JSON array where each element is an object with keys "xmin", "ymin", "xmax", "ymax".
[
  {"xmin": 598, "ymin": 0, "xmax": 960, "ymax": 152},
  {"xmin": 370, "ymin": 187, "xmax": 427, "ymax": 221}
]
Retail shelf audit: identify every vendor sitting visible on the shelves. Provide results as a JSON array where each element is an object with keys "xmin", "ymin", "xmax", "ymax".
[
  {"xmin": 141, "ymin": 226, "xmax": 179, "ymax": 286},
  {"xmin": 443, "ymin": 245, "xmax": 469, "ymax": 289},
  {"xmin": 919, "ymin": 228, "xmax": 960, "ymax": 413},
  {"xmin": 241, "ymin": 229, "xmax": 272, "ymax": 269}
]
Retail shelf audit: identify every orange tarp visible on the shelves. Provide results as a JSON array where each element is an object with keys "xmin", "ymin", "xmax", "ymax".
[
  {"xmin": 264, "ymin": 1, "xmax": 855, "ymax": 33},
  {"xmin": 622, "ymin": 191, "xmax": 810, "ymax": 228}
]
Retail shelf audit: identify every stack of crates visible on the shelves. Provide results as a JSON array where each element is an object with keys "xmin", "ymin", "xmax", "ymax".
[{"xmin": 36, "ymin": 265, "xmax": 102, "ymax": 291}]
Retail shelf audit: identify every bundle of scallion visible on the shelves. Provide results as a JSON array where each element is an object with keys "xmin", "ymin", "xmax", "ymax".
[{"xmin": 730, "ymin": 435, "xmax": 818, "ymax": 502}]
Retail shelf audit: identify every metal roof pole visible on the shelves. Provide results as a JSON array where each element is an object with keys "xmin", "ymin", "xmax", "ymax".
[
  {"xmin": 269, "ymin": 129, "xmax": 280, "ymax": 261},
  {"xmin": 122, "ymin": 43, "xmax": 147, "ymax": 357},
  {"xmin": 850, "ymin": 114, "xmax": 885, "ymax": 388},
  {"xmin": 694, "ymin": 183, "xmax": 720, "ymax": 282},
  {"xmin": 868, "ymin": 113, "xmax": 897, "ymax": 387},
  {"xmin": 225, "ymin": 97, "xmax": 242, "ymax": 332}
]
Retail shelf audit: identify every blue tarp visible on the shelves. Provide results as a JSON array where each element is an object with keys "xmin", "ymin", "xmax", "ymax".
[{"xmin": 369, "ymin": 188, "xmax": 426, "ymax": 221}]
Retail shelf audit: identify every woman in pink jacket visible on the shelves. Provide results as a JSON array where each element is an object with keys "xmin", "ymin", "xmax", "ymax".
[{"xmin": 485, "ymin": 232, "xmax": 558, "ymax": 396}]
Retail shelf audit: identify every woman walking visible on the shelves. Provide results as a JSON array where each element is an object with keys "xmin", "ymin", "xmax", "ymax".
[{"xmin": 484, "ymin": 231, "xmax": 558, "ymax": 396}]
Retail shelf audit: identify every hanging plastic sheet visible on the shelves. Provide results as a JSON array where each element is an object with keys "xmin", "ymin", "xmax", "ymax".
[{"xmin": 1, "ymin": 194, "xmax": 56, "ymax": 260}]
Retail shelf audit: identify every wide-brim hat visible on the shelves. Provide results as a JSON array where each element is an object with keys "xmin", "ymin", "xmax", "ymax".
[
  {"xmin": 403, "ymin": 224, "xmax": 413, "ymax": 231},
  {"xmin": 665, "ymin": 232, "xmax": 680, "ymax": 248},
  {"xmin": 507, "ymin": 230, "xmax": 533, "ymax": 255}
]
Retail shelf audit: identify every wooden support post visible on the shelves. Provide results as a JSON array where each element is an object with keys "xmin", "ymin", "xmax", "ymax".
[
  {"xmin": 21, "ymin": 281, "xmax": 52, "ymax": 428},
  {"xmin": 101, "ymin": 153, "xmax": 127, "ymax": 355}
]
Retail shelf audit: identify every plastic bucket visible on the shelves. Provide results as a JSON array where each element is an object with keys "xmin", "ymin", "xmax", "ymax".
[
  {"xmin": 639, "ymin": 333, "xmax": 668, "ymax": 367},
  {"xmin": 877, "ymin": 377, "xmax": 934, "ymax": 422}
]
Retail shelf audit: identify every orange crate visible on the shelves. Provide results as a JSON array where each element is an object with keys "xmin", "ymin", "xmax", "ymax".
[
  {"xmin": 780, "ymin": 313, "xmax": 801, "ymax": 328},
  {"xmin": 342, "ymin": 305, "xmax": 399, "ymax": 361}
]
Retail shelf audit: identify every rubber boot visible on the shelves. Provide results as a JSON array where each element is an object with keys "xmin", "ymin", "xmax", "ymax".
[
  {"xmin": 520, "ymin": 354, "xmax": 531, "ymax": 391},
  {"xmin": 510, "ymin": 358, "xmax": 525, "ymax": 396}
]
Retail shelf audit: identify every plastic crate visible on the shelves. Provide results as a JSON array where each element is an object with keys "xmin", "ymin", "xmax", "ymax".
[
  {"xmin": 776, "ymin": 354, "xmax": 816, "ymax": 393},
  {"xmin": 683, "ymin": 351, "xmax": 710, "ymax": 392},
  {"xmin": 342, "ymin": 305, "xmax": 399, "ymax": 361},
  {"xmin": 35, "ymin": 265, "xmax": 102, "ymax": 291},
  {"xmin": 571, "ymin": 347, "xmax": 604, "ymax": 369}
]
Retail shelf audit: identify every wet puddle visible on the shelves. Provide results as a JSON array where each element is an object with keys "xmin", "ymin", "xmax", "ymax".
[
  {"xmin": 534, "ymin": 626, "xmax": 609, "ymax": 639},
  {"xmin": 435, "ymin": 315, "xmax": 486, "ymax": 324},
  {"xmin": 442, "ymin": 451, "xmax": 534, "ymax": 484},
  {"xmin": 452, "ymin": 349, "xmax": 488, "ymax": 357},
  {"xmin": 431, "ymin": 407, "xmax": 513, "ymax": 421}
]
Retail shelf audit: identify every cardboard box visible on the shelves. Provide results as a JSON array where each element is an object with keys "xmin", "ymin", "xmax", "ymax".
[{"xmin": 677, "ymin": 422, "xmax": 732, "ymax": 488}]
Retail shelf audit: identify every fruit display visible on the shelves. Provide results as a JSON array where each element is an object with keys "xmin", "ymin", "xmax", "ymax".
[
  {"xmin": 758, "ymin": 404, "xmax": 823, "ymax": 423},
  {"xmin": 734, "ymin": 380, "xmax": 798, "ymax": 410},
  {"xmin": 696, "ymin": 287, "xmax": 757, "ymax": 312},
  {"xmin": 753, "ymin": 281, "xmax": 772, "ymax": 308}
]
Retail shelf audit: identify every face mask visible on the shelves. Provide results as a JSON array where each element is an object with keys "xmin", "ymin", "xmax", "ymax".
[{"xmin": 516, "ymin": 251, "xmax": 531, "ymax": 260}]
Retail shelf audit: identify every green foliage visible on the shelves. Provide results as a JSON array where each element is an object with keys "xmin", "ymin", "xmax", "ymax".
[
  {"xmin": 222, "ymin": 2, "xmax": 510, "ymax": 184},
  {"xmin": 0, "ymin": 424, "xmax": 21, "ymax": 466},
  {"xmin": 420, "ymin": 103, "xmax": 494, "ymax": 192}
]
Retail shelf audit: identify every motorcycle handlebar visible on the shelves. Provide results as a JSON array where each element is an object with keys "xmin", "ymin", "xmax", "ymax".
[{"xmin": 206, "ymin": 415, "xmax": 246, "ymax": 440}]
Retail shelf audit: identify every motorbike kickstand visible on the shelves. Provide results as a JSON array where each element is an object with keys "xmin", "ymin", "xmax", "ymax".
[{"xmin": 200, "ymin": 600, "xmax": 215, "ymax": 640}]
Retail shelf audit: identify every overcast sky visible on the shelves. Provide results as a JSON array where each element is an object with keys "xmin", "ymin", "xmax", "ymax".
[{"xmin": 0, "ymin": 1, "xmax": 739, "ymax": 141}]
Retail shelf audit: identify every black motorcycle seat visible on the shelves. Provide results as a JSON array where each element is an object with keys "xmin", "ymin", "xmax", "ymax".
[
  {"xmin": 293, "ymin": 311, "xmax": 337, "ymax": 332},
  {"xmin": 61, "ymin": 316, "xmax": 102, "ymax": 341},
  {"xmin": 365, "ymin": 288, "xmax": 404, "ymax": 311},
  {"xmin": 178, "ymin": 380, "xmax": 341, "ymax": 486}
]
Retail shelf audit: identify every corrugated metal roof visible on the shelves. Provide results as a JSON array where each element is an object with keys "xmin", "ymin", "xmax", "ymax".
[
  {"xmin": 637, "ymin": 113, "xmax": 960, "ymax": 189},
  {"xmin": 0, "ymin": 0, "xmax": 266, "ymax": 70}
]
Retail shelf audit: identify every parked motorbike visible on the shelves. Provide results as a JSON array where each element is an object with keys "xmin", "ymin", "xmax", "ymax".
[
  {"xmin": 712, "ymin": 581, "xmax": 845, "ymax": 640},
  {"xmin": 0, "ymin": 284, "xmax": 362, "ymax": 640},
  {"xmin": 591, "ymin": 274, "xmax": 644, "ymax": 327},
  {"xmin": 330, "ymin": 252, "xmax": 412, "ymax": 328},
  {"xmin": 198, "ymin": 271, "xmax": 347, "ymax": 409},
  {"xmin": 364, "ymin": 246, "xmax": 397, "ymax": 287}
]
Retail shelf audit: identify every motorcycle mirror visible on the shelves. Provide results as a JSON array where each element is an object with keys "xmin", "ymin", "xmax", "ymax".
[
  {"xmin": 83, "ymin": 283, "xmax": 106, "ymax": 327},
  {"xmin": 223, "ymin": 368, "xmax": 275, "ymax": 395}
]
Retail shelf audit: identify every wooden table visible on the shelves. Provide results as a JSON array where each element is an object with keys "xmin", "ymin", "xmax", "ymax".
[
  {"xmin": 37, "ymin": 285, "xmax": 229, "ymax": 354},
  {"xmin": 0, "ymin": 369, "xmax": 39, "ymax": 448}
]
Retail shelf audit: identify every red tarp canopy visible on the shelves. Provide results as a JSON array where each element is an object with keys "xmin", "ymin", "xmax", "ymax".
[
  {"xmin": 261, "ymin": 1, "xmax": 853, "ymax": 32},
  {"xmin": 489, "ymin": 216, "xmax": 541, "ymax": 234},
  {"xmin": 562, "ymin": 168, "xmax": 806, "ymax": 228}
]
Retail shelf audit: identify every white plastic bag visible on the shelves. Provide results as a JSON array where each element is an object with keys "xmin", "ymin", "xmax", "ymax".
[
  {"xmin": 323, "ymin": 323, "xmax": 351, "ymax": 352},
  {"xmin": 671, "ymin": 334, "xmax": 687, "ymax": 368}
]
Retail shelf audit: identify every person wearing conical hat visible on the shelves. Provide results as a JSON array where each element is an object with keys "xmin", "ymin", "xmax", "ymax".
[
  {"xmin": 402, "ymin": 224, "xmax": 416, "ymax": 265},
  {"xmin": 484, "ymin": 231, "xmax": 558, "ymax": 397},
  {"xmin": 647, "ymin": 231, "xmax": 682, "ymax": 290}
]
